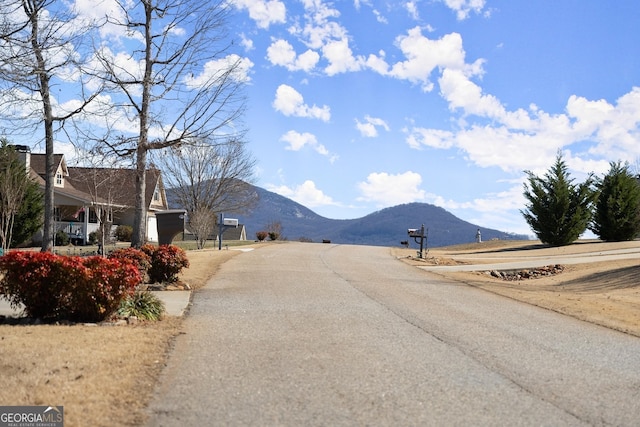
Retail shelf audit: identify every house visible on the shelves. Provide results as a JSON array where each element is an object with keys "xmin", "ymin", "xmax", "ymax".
[
  {"xmin": 182, "ymin": 223, "xmax": 247, "ymax": 243},
  {"xmin": 221, "ymin": 224, "xmax": 247, "ymax": 241},
  {"xmin": 19, "ymin": 147, "xmax": 168, "ymax": 245}
]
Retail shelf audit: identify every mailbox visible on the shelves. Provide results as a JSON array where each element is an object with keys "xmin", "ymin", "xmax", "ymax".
[
  {"xmin": 223, "ymin": 218, "xmax": 238, "ymax": 227},
  {"xmin": 407, "ymin": 224, "xmax": 427, "ymax": 259}
]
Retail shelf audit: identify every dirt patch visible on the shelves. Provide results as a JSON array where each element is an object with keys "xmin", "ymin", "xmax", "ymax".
[{"xmin": 0, "ymin": 245, "xmax": 255, "ymax": 427}]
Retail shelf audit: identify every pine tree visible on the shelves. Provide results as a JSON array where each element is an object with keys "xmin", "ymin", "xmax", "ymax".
[
  {"xmin": 590, "ymin": 162, "xmax": 640, "ymax": 241},
  {"xmin": 521, "ymin": 153, "xmax": 597, "ymax": 246},
  {"xmin": 11, "ymin": 180, "xmax": 44, "ymax": 247}
]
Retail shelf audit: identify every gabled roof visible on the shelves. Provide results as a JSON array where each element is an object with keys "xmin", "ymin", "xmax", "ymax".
[
  {"xmin": 66, "ymin": 166, "xmax": 164, "ymax": 209},
  {"xmin": 29, "ymin": 153, "xmax": 166, "ymax": 210},
  {"xmin": 30, "ymin": 153, "xmax": 67, "ymax": 178}
]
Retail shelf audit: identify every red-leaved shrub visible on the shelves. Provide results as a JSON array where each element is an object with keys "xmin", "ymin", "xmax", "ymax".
[
  {"xmin": 0, "ymin": 251, "xmax": 141, "ymax": 322},
  {"xmin": 108, "ymin": 247, "xmax": 151, "ymax": 281},
  {"xmin": 141, "ymin": 244, "xmax": 189, "ymax": 283}
]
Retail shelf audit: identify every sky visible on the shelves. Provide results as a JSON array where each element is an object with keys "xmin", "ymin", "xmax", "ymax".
[
  {"xmin": 227, "ymin": 0, "xmax": 640, "ymax": 236},
  {"xmin": 3, "ymin": 0, "xmax": 640, "ymax": 238}
]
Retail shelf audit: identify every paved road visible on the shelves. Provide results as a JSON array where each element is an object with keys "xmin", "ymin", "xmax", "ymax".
[{"xmin": 146, "ymin": 243, "xmax": 640, "ymax": 426}]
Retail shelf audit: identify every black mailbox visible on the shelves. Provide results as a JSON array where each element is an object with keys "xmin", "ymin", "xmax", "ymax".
[{"xmin": 156, "ymin": 210, "xmax": 186, "ymax": 245}]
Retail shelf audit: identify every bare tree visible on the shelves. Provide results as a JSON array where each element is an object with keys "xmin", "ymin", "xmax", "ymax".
[
  {"xmin": 0, "ymin": 142, "xmax": 29, "ymax": 251},
  {"xmin": 157, "ymin": 137, "xmax": 257, "ymax": 248},
  {"xmin": 187, "ymin": 206, "xmax": 216, "ymax": 249},
  {"xmin": 67, "ymin": 159, "xmax": 131, "ymax": 255},
  {"xmin": 0, "ymin": 0, "xmax": 100, "ymax": 251},
  {"xmin": 86, "ymin": 0, "xmax": 249, "ymax": 247}
]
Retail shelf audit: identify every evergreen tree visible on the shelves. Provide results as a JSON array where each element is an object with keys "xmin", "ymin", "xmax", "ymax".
[
  {"xmin": 11, "ymin": 180, "xmax": 44, "ymax": 247},
  {"xmin": 590, "ymin": 162, "xmax": 640, "ymax": 241},
  {"xmin": 521, "ymin": 153, "xmax": 597, "ymax": 246},
  {"xmin": 0, "ymin": 140, "xmax": 43, "ymax": 250}
]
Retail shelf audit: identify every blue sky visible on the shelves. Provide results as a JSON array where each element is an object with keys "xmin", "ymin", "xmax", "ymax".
[
  {"xmin": 4, "ymin": 0, "xmax": 639, "ymax": 237},
  {"xmin": 229, "ymin": 0, "xmax": 640, "ymax": 236}
]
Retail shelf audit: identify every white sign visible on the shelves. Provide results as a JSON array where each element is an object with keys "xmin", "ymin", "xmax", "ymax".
[{"xmin": 223, "ymin": 218, "xmax": 238, "ymax": 227}]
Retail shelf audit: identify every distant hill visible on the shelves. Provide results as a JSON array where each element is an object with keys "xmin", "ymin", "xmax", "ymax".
[{"xmin": 228, "ymin": 185, "xmax": 528, "ymax": 248}]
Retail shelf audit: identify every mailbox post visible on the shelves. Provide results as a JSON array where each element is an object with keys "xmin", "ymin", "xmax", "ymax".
[
  {"xmin": 407, "ymin": 224, "xmax": 428, "ymax": 259},
  {"xmin": 218, "ymin": 213, "xmax": 238, "ymax": 250}
]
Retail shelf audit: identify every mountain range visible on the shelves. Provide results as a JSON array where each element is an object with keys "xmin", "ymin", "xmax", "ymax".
[{"xmin": 226, "ymin": 185, "xmax": 529, "ymax": 248}]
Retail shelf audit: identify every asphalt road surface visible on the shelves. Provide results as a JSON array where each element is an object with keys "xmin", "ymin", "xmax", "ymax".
[{"xmin": 147, "ymin": 243, "xmax": 640, "ymax": 426}]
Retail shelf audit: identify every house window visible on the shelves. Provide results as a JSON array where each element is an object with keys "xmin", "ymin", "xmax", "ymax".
[
  {"xmin": 54, "ymin": 207, "xmax": 61, "ymax": 221},
  {"xmin": 56, "ymin": 173, "xmax": 63, "ymax": 185},
  {"xmin": 90, "ymin": 207, "xmax": 112, "ymax": 223},
  {"xmin": 153, "ymin": 187, "xmax": 160, "ymax": 202}
]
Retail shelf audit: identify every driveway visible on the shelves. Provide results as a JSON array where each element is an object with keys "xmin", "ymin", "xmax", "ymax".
[
  {"xmin": 147, "ymin": 243, "xmax": 640, "ymax": 426},
  {"xmin": 419, "ymin": 245, "xmax": 640, "ymax": 272}
]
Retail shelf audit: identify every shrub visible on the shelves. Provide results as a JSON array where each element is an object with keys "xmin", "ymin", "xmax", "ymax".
[
  {"xmin": 88, "ymin": 231, "xmax": 99, "ymax": 245},
  {"xmin": 590, "ymin": 161, "xmax": 640, "ymax": 241},
  {"xmin": 54, "ymin": 230, "xmax": 69, "ymax": 246},
  {"xmin": 118, "ymin": 291, "xmax": 165, "ymax": 321},
  {"xmin": 268, "ymin": 231, "xmax": 279, "ymax": 241},
  {"xmin": 141, "ymin": 244, "xmax": 189, "ymax": 283},
  {"xmin": 114, "ymin": 225, "xmax": 133, "ymax": 242},
  {"xmin": 0, "ymin": 251, "xmax": 141, "ymax": 322},
  {"xmin": 256, "ymin": 231, "xmax": 268, "ymax": 241},
  {"xmin": 109, "ymin": 247, "xmax": 151, "ymax": 281},
  {"xmin": 521, "ymin": 153, "xmax": 596, "ymax": 246}
]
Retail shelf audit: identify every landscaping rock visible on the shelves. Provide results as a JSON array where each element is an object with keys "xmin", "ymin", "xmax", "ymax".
[{"xmin": 485, "ymin": 265, "xmax": 565, "ymax": 281}]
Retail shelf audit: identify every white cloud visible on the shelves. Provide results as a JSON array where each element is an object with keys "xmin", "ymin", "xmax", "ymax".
[
  {"xmin": 240, "ymin": 33, "xmax": 255, "ymax": 51},
  {"xmin": 73, "ymin": 0, "xmax": 131, "ymax": 40},
  {"xmin": 292, "ymin": 1, "xmax": 345, "ymax": 50},
  {"xmin": 355, "ymin": 115, "xmax": 390, "ymax": 138},
  {"xmin": 322, "ymin": 38, "xmax": 365, "ymax": 75},
  {"xmin": 430, "ymin": 184, "xmax": 532, "ymax": 235},
  {"xmin": 357, "ymin": 171, "xmax": 427, "ymax": 206},
  {"xmin": 439, "ymin": 68, "xmax": 503, "ymax": 118},
  {"xmin": 185, "ymin": 54, "xmax": 254, "ymax": 88},
  {"xmin": 369, "ymin": 28, "xmax": 480, "ymax": 92},
  {"xmin": 405, "ymin": 1, "xmax": 420, "ymax": 20},
  {"xmin": 234, "ymin": 0, "xmax": 286, "ymax": 29},
  {"xmin": 280, "ymin": 130, "xmax": 337, "ymax": 161},
  {"xmin": 272, "ymin": 84, "xmax": 331, "ymax": 121},
  {"xmin": 442, "ymin": 0, "xmax": 487, "ymax": 20},
  {"xmin": 289, "ymin": 0, "xmax": 369, "ymax": 77},
  {"xmin": 373, "ymin": 9, "xmax": 388, "ymax": 24},
  {"xmin": 405, "ymin": 128, "xmax": 455, "ymax": 150},
  {"xmin": 407, "ymin": 76, "xmax": 640, "ymax": 175},
  {"xmin": 267, "ymin": 180, "xmax": 338, "ymax": 208},
  {"xmin": 266, "ymin": 39, "xmax": 319, "ymax": 72}
]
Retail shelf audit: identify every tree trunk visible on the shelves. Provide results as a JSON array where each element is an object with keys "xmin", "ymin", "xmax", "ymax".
[{"xmin": 131, "ymin": 146, "xmax": 147, "ymax": 248}]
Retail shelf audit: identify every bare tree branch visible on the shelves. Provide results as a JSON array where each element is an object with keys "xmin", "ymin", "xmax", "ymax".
[{"xmin": 82, "ymin": 0, "xmax": 249, "ymax": 247}]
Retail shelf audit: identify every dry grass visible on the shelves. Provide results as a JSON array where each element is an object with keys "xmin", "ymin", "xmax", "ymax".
[{"xmin": 0, "ymin": 245, "xmax": 252, "ymax": 427}]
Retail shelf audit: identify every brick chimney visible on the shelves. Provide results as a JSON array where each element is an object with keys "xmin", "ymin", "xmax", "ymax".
[{"xmin": 12, "ymin": 145, "xmax": 31, "ymax": 173}]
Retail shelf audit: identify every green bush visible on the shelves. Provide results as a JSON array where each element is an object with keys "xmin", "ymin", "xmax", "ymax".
[
  {"xmin": 0, "ymin": 251, "xmax": 141, "ymax": 322},
  {"xmin": 141, "ymin": 244, "xmax": 189, "ymax": 283},
  {"xmin": 268, "ymin": 231, "xmax": 279, "ymax": 241},
  {"xmin": 114, "ymin": 225, "xmax": 133, "ymax": 242},
  {"xmin": 118, "ymin": 291, "xmax": 165, "ymax": 321},
  {"xmin": 54, "ymin": 230, "xmax": 69, "ymax": 246}
]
